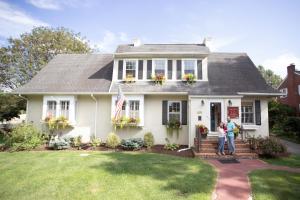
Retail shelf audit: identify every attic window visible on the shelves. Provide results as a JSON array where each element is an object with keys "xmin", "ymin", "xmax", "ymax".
[
  {"xmin": 153, "ymin": 59, "xmax": 167, "ymax": 77},
  {"xmin": 125, "ymin": 60, "xmax": 137, "ymax": 79},
  {"xmin": 182, "ymin": 59, "xmax": 197, "ymax": 77}
]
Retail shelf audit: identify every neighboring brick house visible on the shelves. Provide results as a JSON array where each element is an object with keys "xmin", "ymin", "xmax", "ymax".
[{"xmin": 278, "ymin": 64, "xmax": 300, "ymax": 114}]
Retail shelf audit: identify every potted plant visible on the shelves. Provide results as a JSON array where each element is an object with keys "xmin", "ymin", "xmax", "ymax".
[
  {"xmin": 233, "ymin": 123, "xmax": 240, "ymax": 139},
  {"xmin": 183, "ymin": 73, "xmax": 196, "ymax": 84},
  {"xmin": 152, "ymin": 73, "xmax": 165, "ymax": 85},
  {"xmin": 111, "ymin": 116, "xmax": 140, "ymax": 129},
  {"xmin": 196, "ymin": 124, "xmax": 209, "ymax": 139}
]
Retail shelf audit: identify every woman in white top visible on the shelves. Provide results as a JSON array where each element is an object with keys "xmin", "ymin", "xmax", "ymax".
[{"xmin": 217, "ymin": 122, "xmax": 226, "ymax": 155}]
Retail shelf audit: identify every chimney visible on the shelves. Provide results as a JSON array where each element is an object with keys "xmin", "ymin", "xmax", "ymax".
[
  {"xmin": 203, "ymin": 37, "xmax": 212, "ymax": 48},
  {"xmin": 132, "ymin": 38, "xmax": 141, "ymax": 47},
  {"xmin": 287, "ymin": 63, "xmax": 295, "ymax": 75}
]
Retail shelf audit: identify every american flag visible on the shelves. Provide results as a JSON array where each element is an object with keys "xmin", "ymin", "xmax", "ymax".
[{"xmin": 114, "ymin": 86, "xmax": 125, "ymax": 119}]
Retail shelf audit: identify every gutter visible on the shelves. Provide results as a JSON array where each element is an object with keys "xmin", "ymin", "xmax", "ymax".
[
  {"xmin": 18, "ymin": 94, "xmax": 28, "ymax": 123},
  {"xmin": 90, "ymin": 94, "xmax": 98, "ymax": 138}
]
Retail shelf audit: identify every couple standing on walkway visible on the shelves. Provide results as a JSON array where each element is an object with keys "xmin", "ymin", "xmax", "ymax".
[{"xmin": 217, "ymin": 117, "xmax": 236, "ymax": 156}]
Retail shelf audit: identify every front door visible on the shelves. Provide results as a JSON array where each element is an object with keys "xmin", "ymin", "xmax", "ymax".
[{"xmin": 210, "ymin": 102, "xmax": 221, "ymax": 132}]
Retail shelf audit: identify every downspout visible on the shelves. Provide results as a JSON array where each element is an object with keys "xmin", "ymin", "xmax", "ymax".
[
  {"xmin": 90, "ymin": 94, "xmax": 98, "ymax": 138},
  {"xmin": 18, "ymin": 94, "xmax": 28, "ymax": 123}
]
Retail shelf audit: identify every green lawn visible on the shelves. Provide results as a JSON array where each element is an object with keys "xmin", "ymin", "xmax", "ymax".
[
  {"xmin": 250, "ymin": 169, "xmax": 300, "ymax": 200},
  {"xmin": 263, "ymin": 154, "xmax": 300, "ymax": 168},
  {"xmin": 0, "ymin": 152, "xmax": 216, "ymax": 200}
]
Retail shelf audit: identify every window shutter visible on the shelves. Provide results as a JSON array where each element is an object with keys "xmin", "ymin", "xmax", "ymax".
[
  {"xmin": 147, "ymin": 60, "xmax": 152, "ymax": 79},
  {"xmin": 255, "ymin": 100, "xmax": 261, "ymax": 125},
  {"xmin": 138, "ymin": 60, "xmax": 143, "ymax": 80},
  {"xmin": 181, "ymin": 100, "xmax": 187, "ymax": 125},
  {"xmin": 176, "ymin": 60, "xmax": 182, "ymax": 79},
  {"xmin": 162, "ymin": 100, "xmax": 168, "ymax": 125},
  {"xmin": 197, "ymin": 60, "xmax": 202, "ymax": 80},
  {"xmin": 167, "ymin": 60, "xmax": 172, "ymax": 80},
  {"xmin": 118, "ymin": 60, "xmax": 123, "ymax": 80}
]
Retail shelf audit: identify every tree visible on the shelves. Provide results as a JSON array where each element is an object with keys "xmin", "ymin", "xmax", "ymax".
[
  {"xmin": 0, "ymin": 93, "xmax": 26, "ymax": 122},
  {"xmin": 0, "ymin": 27, "xmax": 91, "ymax": 90},
  {"xmin": 257, "ymin": 65, "xmax": 283, "ymax": 88}
]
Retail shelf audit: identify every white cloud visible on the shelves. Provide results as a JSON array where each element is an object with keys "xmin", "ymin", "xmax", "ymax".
[
  {"xmin": 92, "ymin": 31, "xmax": 130, "ymax": 53},
  {"xmin": 27, "ymin": 0, "xmax": 92, "ymax": 10},
  {"xmin": 0, "ymin": 1, "xmax": 48, "ymax": 38},
  {"xmin": 261, "ymin": 53, "xmax": 300, "ymax": 78},
  {"xmin": 27, "ymin": 0, "xmax": 61, "ymax": 10}
]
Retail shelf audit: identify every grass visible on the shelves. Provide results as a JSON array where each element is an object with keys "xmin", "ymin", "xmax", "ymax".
[
  {"xmin": 0, "ymin": 151, "xmax": 216, "ymax": 200},
  {"xmin": 263, "ymin": 154, "xmax": 300, "ymax": 168},
  {"xmin": 250, "ymin": 169, "xmax": 300, "ymax": 200}
]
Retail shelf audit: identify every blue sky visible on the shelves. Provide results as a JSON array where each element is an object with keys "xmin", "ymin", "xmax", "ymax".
[{"xmin": 0, "ymin": 0, "xmax": 299, "ymax": 77}]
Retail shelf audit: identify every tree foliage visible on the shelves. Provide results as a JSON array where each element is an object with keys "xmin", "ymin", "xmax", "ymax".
[
  {"xmin": 0, "ymin": 27, "xmax": 91, "ymax": 89},
  {"xmin": 0, "ymin": 93, "xmax": 26, "ymax": 122},
  {"xmin": 257, "ymin": 65, "xmax": 283, "ymax": 88}
]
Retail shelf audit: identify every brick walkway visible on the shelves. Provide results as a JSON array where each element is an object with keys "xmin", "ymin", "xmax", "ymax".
[{"xmin": 207, "ymin": 159, "xmax": 300, "ymax": 200}]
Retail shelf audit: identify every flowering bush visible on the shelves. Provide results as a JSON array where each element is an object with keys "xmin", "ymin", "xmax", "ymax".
[
  {"xmin": 183, "ymin": 73, "xmax": 196, "ymax": 84},
  {"xmin": 44, "ymin": 116, "xmax": 72, "ymax": 131},
  {"xmin": 152, "ymin": 73, "xmax": 165, "ymax": 85},
  {"xmin": 196, "ymin": 124, "xmax": 209, "ymax": 134}
]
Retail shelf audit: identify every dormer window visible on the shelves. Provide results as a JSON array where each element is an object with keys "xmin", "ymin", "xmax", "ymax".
[
  {"xmin": 153, "ymin": 59, "xmax": 167, "ymax": 77},
  {"xmin": 182, "ymin": 59, "xmax": 197, "ymax": 77},
  {"xmin": 125, "ymin": 60, "xmax": 137, "ymax": 80}
]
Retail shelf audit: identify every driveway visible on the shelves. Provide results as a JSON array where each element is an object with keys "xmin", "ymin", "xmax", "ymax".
[{"xmin": 278, "ymin": 138, "xmax": 300, "ymax": 155}]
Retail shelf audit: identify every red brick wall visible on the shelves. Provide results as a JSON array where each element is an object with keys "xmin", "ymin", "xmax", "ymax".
[{"xmin": 278, "ymin": 64, "xmax": 300, "ymax": 114}]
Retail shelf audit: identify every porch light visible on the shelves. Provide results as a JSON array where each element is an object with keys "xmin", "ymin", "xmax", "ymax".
[
  {"xmin": 201, "ymin": 100, "xmax": 205, "ymax": 106},
  {"xmin": 228, "ymin": 100, "xmax": 232, "ymax": 106}
]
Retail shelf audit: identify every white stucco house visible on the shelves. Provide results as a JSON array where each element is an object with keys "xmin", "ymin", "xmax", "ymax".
[{"xmin": 13, "ymin": 40, "xmax": 281, "ymax": 146}]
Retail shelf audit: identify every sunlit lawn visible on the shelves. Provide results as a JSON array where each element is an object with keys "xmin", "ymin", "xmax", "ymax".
[
  {"xmin": 0, "ymin": 152, "xmax": 216, "ymax": 200},
  {"xmin": 263, "ymin": 154, "xmax": 300, "ymax": 168},
  {"xmin": 250, "ymin": 169, "xmax": 300, "ymax": 200}
]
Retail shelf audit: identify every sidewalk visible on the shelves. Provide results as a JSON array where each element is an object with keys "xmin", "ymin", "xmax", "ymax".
[
  {"xmin": 278, "ymin": 138, "xmax": 300, "ymax": 155},
  {"xmin": 207, "ymin": 159, "xmax": 300, "ymax": 200}
]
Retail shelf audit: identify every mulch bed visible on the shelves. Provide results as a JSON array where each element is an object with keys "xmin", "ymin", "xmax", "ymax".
[{"xmin": 1, "ymin": 144, "xmax": 195, "ymax": 158}]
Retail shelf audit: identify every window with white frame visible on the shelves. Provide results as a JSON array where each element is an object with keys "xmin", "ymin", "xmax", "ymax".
[
  {"xmin": 298, "ymin": 85, "xmax": 300, "ymax": 95},
  {"xmin": 182, "ymin": 59, "xmax": 196, "ymax": 76},
  {"xmin": 46, "ymin": 101, "xmax": 57, "ymax": 118},
  {"xmin": 153, "ymin": 59, "xmax": 166, "ymax": 76},
  {"xmin": 60, "ymin": 101, "xmax": 70, "ymax": 119},
  {"xmin": 125, "ymin": 60, "xmax": 137, "ymax": 79},
  {"xmin": 43, "ymin": 96, "xmax": 76, "ymax": 124},
  {"xmin": 280, "ymin": 88, "xmax": 288, "ymax": 98},
  {"xmin": 168, "ymin": 101, "xmax": 181, "ymax": 122},
  {"xmin": 241, "ymin": 102, "xmax": 254, "ymax": 124},
  {"xmin": 129, "ymin": 100, "xmax": 139, "ymax": 119}
]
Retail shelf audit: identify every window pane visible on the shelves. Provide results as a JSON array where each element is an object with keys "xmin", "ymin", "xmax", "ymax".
[
  {"xmin": 154, "ymin": 60, "xmax": 165, "ymax": 75},
  {"xmin": 60, "ymin": 101, "xmax": 70, "ymax": 119},
  {"xmin": 129, "ymin": 101, "xmax": 139, "ymax": 119},
  {"xmin": 241, "ymin": 103, "xmax": 254, "ymax": 124},
  {"xmin": 126, "ymin": 60, "xmax": 136, "ymax": 78},
  {"xmin": 47, "ymin": 101, "xmax": 56, "ymax": 118},
  {"xmin": 168, "ymin": 101, "xmax": 181, "ymax": 122},
  {"xmin": 184, "ymin": 60, "xmax": 195, "ymax": 75},
  {"xmin": 169, "ymin": 113, "xmax": 180, "ymax": 122}
]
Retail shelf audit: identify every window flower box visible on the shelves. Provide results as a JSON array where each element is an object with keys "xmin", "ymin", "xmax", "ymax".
[
  {"xmin": 183, "ymin": 73, "xmax": 196, "ymax": 84},
  {"xmin": 124, "ymin": 74, "xmax": 135, "ymax": 83},
  {"xmin": 112, "ymin": 116, "xmax": 141, "ymax": 129},
  {"xmin": 152, "ymin": 73, "xmax": 165, "ymax": 85}
]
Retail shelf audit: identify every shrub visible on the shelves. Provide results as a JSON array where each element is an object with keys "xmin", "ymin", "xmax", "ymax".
[
  {"xmin": 144, "ymin": 132, "xmax": 154, "ymax": 149},
  {"xmin": 164, "ymin": 138, "xmax": 179, "ymax": 151},
  {"xmin": 91, "ymin": 136, "xmax": 101, "ymax": 149},
  {"xmin": 106, "ymin": 132, "xmax": 121, "ymax": 149},
  {"xmin": 48, "ymin": 137, "xmax": 70, "ymax": 150},
  {"xmin": 121, "ymin": 138, "xmax": 144, "ymax": 150},
  {"xmin": 283, "ymin": 117, "xmax": 300, "ymax": 138},
  {"xmin": 4, "ymin": 123, "xmax": 44, "ymax": 151},
  {"xmin": 250, "ymin": 137, "xmax": 287, "ymax": 158},
  {"xmin": 70, "ymin": 136, "xmax": 82, "ymax": 150}
]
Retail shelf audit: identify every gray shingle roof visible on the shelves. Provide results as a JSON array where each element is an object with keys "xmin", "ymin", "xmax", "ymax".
[
  {"xmin": 14, "ymin": 52, "xmax": 279, "ymax": 95},
  {"xmin": 116, "ymin": 44, "xmax": 210, "ymax": 54},
  {"xmin": 14, "ymin": 54, "xmax": 113, "ymax": 93}
]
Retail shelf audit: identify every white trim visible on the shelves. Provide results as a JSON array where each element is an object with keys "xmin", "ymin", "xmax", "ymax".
[
  {"xmin": 167, "ymin": 101, "xmax": 182, "ymax": 123},
  {"xmin": 237, "ymin": 92, "xmax": 282, "ymax": 96},
  {"xmin": 298, "ymin": 85, "xmax": 300, "ymax": 95},
  {"xmin": 42, "ymin": 95, "xmax": 76, "ymax": 124},
  {"xmin": 181, "ymin": 59, "xmax": 197, "ymax": 79},
  {"xmin": 90, "ymin": 94, "xmax": 98, "ymax": 138},
  {"xmin": 152, "ymin": 58, "xmax": 167, "ymax": 78},
  {"xmin": 208, "ymin": 100, "xmax": 225, "ymax": 133},
  {"xmin": 13, "ymin": 91, "xmax": 189, "ymax": 95},
  {"xmin": 279, "ymin": 88, "xmax": 288, "ymax": 98}
]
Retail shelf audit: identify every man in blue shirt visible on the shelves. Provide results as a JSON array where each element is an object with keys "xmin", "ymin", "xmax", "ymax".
[{"xmin": 226, "ymin": 117, "xmax": 236, "ymax": 155}]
